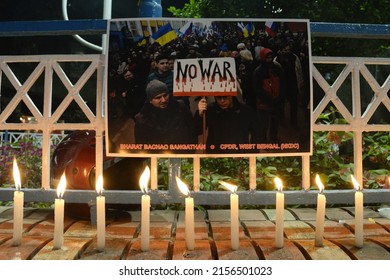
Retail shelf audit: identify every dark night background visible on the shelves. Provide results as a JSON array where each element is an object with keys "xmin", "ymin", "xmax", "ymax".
[{"xmin": 0, "ymin": 0, "xmax": 187, "ymax": 55}]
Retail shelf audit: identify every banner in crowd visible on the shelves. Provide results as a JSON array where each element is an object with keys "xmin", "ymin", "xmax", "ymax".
[
  {"xmin": 173, "ymin": 57, "xmax": 237, "ymax": 96},
  {"xmin": 105, "ymin": 18, "xmax": 312, "ymax": 157}
]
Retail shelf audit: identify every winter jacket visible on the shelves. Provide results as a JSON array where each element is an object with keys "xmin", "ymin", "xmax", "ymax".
[{"xmin": 134, "ymin": 99, "xmax": 197, "ymax": 153}]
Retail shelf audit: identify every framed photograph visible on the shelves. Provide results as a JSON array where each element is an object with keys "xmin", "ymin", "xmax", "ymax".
[{"xmin": 105, "ymin": 18, "xmax": 312, "ymax": 157}]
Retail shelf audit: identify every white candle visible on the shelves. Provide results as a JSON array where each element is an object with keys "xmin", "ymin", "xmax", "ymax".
[
  {"xmin": 53, "ymin": 173, "xmax": 66, "ymax": 250},
  {"xmin": 12, "ymin": 158, "xmax": 23, "ymax": 246},
  {"xmin": 230, "ymin": 192, "xmax": 239, "ymax": 250},
  {"xmin": 315, "ymin": 174, "xmax": 326, "ymax": 247},
  {"xmin": 140, "ymin": 166, "xmax": 151, "ymax": 252},
  {"xmin": 13, "ymin": 191, "xmax": 24, "ymax": 246},
  {"xmin": 176, "ymin": 176, "xmax": 195, "ymax": 250},
  {"xmin": 185, "ymin": 196, "xmax": 195, "ymax": 250},
  {"xmin": 96, "ymin": 175, "xmax": 105, "ymax": 251},
  {"xmin": 220, "ymin": 181, "xmax": 239, "ymax": 250},
  {"xmin": 351, "ymin": 175, "xmax": 364, "ymax": 248},
  {"xmin": 274, "ymin": 177, "xmax": 284, "ymax": 248},
  {"xmin": 53, "ymin": 198, "xmax": 64, "ymax": 249},
  {"xmin": 141, "ymin": 194, "xmax": 150, "ymax": 251}
]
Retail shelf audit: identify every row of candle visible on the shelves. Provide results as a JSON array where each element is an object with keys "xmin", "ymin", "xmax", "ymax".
[{"xmin": 11, "ymin": 159, "xmax": 365, "ymax": 251}]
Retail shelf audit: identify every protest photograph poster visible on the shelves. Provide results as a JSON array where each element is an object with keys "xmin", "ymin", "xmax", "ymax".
[{"xmin": 105, "ymin": 18, "xmax": 312, "ymax": 157}]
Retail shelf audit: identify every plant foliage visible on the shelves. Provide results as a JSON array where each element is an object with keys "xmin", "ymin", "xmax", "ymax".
[{"xmin": 0, "ymin": 137, "xmax": 43, "ymax": 189}]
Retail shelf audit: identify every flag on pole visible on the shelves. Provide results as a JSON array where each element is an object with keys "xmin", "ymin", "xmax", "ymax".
[
  {"xmin": 237, "ymin": 22, "xmax": 245, "ymax": 36},
  {"xmin": 152, "ymin": 23, "xmax": 178, "ymax": 46},
  {"xmin": 179, "ymin": 21, "xmax": 193, "ymax": 37},
  {"xmin": 137, "ymin": 37, "xmax": 148, "ymax": 46},
  {"xmin": 265, "ymin": 21, "xmax": 277, "ymax": 37},
  {"xmin": 243, "ymin": 23, "xmax": 255, "ymax": 37}
]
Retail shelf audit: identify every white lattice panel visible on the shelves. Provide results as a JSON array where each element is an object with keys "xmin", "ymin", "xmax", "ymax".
[
  {"xmin": 0, "ymin": 55, "xmax": 104, "ymax": 189},
  {"xmin": 0, "ymin": 55, "xmax": 389, "ymax": 194}
]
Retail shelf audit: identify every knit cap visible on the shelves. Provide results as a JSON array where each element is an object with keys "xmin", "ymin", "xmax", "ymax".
[
  {"xmin": 237, "ymin": 42, "xmax": 246, "ymax": 50},
  {"xmin": 146, "ymin": 80, "xmax": 168, "ymax": 100},
  {"xmin": 260, "ymin": 48, "xmax": 273, "ymax": 61}
]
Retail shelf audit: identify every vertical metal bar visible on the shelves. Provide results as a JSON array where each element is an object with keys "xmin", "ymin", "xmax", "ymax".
[
  {"xmin": 41, "ymin": 134, "xmax": 51, "ymax": 189},
  {"xmin": 101, "ymin": 0, "xmax": 112, "ymax": 55},
  {"xmin": 151, "ymin": 156, "xmax": 158, "ymax": 191},
  {"xmin": 41, "ymin": 62, "xmax": 53, "ymax": 190},
  {"xmin": 95, "ymin": 57, "xmax": 104, "ymax": 190},
  {"xmin": 352, "ymin": 61, "xmax": 363, "ymax": 185},
  {"xmin": 249, "ymin": 156, "xmax": 257, "ymax": 191},
  {"xmin": 353, "ymin": 131, "xmax": 363, "ymax": 185},
  {"xmin": 301, "ymin": 155, "xmax": 311, "ymax": 190},
  {"xmin": 193, "ymin": 157, "xmax": 200, "ymax": 192},
  {"xmin": 169, "ymin": 158, "xmax": 181, "ymax": 199}
]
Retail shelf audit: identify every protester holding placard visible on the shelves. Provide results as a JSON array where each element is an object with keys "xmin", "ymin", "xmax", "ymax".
[{"xmin": 195, "ymin": 96, "xmax": 260, "ymax": 154}]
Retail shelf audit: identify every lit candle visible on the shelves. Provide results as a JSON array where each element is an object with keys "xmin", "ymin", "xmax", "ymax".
[
  {"xmin": 53, "ymin": 172, "xmax": 66, "ymax": 250},
  {"xmin": 176, "ymin": 176, "xmax": 195, "ymax": 250},
  {"xmin": 96, "ymin": 174, "xmax": 105, "ymax": 251},
  {"xmin": 315, "ymin": 174, "xmax": 326, "ymax": 247},
  {"xmin": 274, "ymin": 177, "xmax": 284, "ymax": 248},
  {"xmin": 12, "ymin": 158, "xmax": 23, "ymax": 246},
  {"xmin": 351, "ymin": 175, "xmax": 364, "ymax": 248},
  {"xmin": 139, "ymin": 166, "xmax": 151, "ymax": 252},
  {"xmin": 220, "ymin": 181, "xmax": 239, "ymax": 250}
]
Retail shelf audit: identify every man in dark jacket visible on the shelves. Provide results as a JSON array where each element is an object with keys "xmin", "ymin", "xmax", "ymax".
[
  {"xmin": 134, "ymin": 80, "xmax": 197, "ymax": 153},
  {"xmin": 274, "ymin": 41, "xmax": 304, "ymax": 127},
  {"xmin": 195, "ymin": 95, "xmax": 260, "ymax": 154}
]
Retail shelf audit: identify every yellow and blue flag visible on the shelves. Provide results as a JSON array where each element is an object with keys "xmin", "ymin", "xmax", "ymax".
[
  {"xmin": 152, "ymin": 23, "xmax": 177, "ymax": 46},
  {"xmin": 137, "ymin": 37, "xmax": 148, "ymax": 46},
  {"xmin": 243, "ymin": 23, "xmax": 255, "ymax": 37}
]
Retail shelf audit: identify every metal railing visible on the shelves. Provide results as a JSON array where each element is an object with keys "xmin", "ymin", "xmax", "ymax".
[
  {"xmin": 0, "ymin": 132, "xmax": 66, "ymax": 147},
  {"xmin": 0, "ymin": 20, "xmax": 389, "ymax": 207}
]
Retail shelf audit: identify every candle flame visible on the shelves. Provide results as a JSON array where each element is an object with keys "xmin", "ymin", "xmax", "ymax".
[
  {"xmin": 57, "ymin": 172, "xmax": 67, "ymax": 198},
  {"xmin": 274, "ymin": 177, "xmax": 283, "ymax": 192},
  {"xmin": 176, "ymin": 176, "xmax": 190, "ymax": 196},
  {"xmin": 219, "ymin": 181, "xmax": 237, "ymax": 193},
  {"xmin": 315, "ymin": 174, "xmax": 325, "ymax": 193},
  {"xmin": 139, "ymin": 166, "xmax": 150, "ymax": 194},
  {"xmin": 13, "ymin": 157, "xmax": 21, "ymax": 191},
  {"xmin": 351, "ymin": 175, "xmax": 362, "ymax": 191},
  {"xmin": 96, "ymin": 174, "xmax": 104, "ymax": 195}
]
